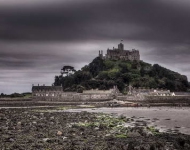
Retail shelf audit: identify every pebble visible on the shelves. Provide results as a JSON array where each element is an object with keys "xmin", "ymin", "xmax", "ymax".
[
  {"xmin": 57, "ymin": 131, "xmax": 63, "ymax": 136},
  {"xmin": 17, "ymin": 122, "xmax": 22, "ymax": 125},
  {"xmin": 32, "ymin": 121, "xmax": 37, "ymax": 124},
  {"xmin": 42, "ymin": 138, "xmax": 50, "ymax": 142},
  {"xmin": 50, "ymin": 116, "xmax": 54, "ymax": 120},
  {"xmin": 9, "ymin": 138, "xmax": 15, "ymax": 142},
  {"xmin": 62, "ymin": 136, "xmax": 67, "ymax": 140},
  {"xmin": 105, "ymin": 134, "xmax": 111, "ymax": 137},
  {"xmin": 127, "ymin": 131, "xmax": 141, "ymax": 138}
]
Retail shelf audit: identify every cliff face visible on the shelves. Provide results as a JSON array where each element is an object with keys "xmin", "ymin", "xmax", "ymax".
[{"xmin": 54, "ymin": 57, "xmax": 189, "ymax": 92}]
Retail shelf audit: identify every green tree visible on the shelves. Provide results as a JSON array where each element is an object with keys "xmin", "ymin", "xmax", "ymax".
[
  {"xmin": 74, "ymin": 71, "xmax": 92, "ymax": 84},
  {"xmin": 108, "ymin": 69, "xmax": 120, "ymax": 80},
  {"xmin": 54, "ymin": 75, "xmax": 62, "ymax": 86},
  {"xmin": 98, "ymin": 71, "xmax": 109, "ymax": 80},
  {"xmin": 104, "ymin": 60, "xmax": 115, "ymax": 70},
  {"xmin": 61, "ymin": 66, "xmax": 76, "ymax": 76},
  {"xmin": 118, "ymin": 62, "xmax": 130, "ymax": 73},
  {"xmin": 89, "ymin": 57, "xmax": 105, "ymax": 77}
]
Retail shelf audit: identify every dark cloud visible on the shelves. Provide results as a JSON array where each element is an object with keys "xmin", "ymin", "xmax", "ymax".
[
  {"xmin": 0, "ymin": 0, "xmax": 190, "ymax": 93},
  {"xmin": 0, "ymin": 41, "xmax": 97, "ymax": 70},
  {"xmin": 0, "ymin": 0, "xmax": 190, "ymax": 43}
]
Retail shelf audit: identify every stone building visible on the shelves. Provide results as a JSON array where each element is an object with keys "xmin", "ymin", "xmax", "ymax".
[
  {"xmin": 32, "ymin": 84, "xmax": 175, "ymax": 102},
  {"xmin": 32, "ymin": 85, "xmax": 118, "ymax": 101},
  {"xmin": 99, "ymin": 42, "xmax": 140, "ymax": 61},
  {"xmin": 151, "ymin": 90, "xmax": 175, "ymax": 96},
  {"xmin": 32, "ymin": 85, "xmax": 63, "ymax": 98},
  {"xmin": 127, "ymin": 85, "xmax": 175, "ymax": 97}
]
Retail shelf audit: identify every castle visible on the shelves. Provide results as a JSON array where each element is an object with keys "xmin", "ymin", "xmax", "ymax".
[
  {"xmin": 99, "ymin": 42, "xmax": 140, "ymax": 61},
  {"xmin": 32, "ymin": 42, "xmax": 177, "ymax": 102}
]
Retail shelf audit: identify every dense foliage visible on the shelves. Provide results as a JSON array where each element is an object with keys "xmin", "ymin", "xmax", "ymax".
[
  {"xmin": 0, "ymin": 92, "xmax": 32, "ymax": 98},
  {"xmin": 54, "ymin": 57, "xmax": 189, "ymax": 92}
]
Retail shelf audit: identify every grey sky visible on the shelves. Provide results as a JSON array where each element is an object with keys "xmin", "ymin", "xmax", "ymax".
[{"xmin": 0, "ymin": 0, "xmax": 190, "ymax": 94}]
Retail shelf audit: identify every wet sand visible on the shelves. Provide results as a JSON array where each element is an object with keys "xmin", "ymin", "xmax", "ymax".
[{"xmin": 65, "ymin": 107, "xmax": 190, "ymax": 135}]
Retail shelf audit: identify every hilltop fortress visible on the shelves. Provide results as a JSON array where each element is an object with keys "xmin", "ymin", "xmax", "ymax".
[
  {"xmin": 32, "ymin": 42, "xmax": 179, "ymax": 102},
  {"xmin": 99, "ymin": 42, "xmax": 140, "ymax": 61}
]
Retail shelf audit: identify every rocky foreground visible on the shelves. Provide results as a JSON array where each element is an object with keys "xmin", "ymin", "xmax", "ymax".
[{"xmin": 0, "ymin": 108, "xmax": 190, "ymax": 150}]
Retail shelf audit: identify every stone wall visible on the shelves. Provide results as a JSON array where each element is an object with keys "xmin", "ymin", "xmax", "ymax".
[
  {"xmin": 33, "ymin": 92, "xmax": 113, "ymax": 101},
  {"xmin": 117, "ymin": 94, "xmax": 145, "ymax": 101},
  {"xmin": 145, "ymin": 95, "xmax": 190, "ymax": 103},
  {"xmin": 83, "ymin": 89, "xmax": 113, "ymax": 94},
  {"xmin": 117, "ymin": 95, "xmax": 190, "ymax": 104}
]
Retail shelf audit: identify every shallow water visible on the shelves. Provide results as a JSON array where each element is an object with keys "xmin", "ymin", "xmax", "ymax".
[{"xmin": 65, "ymin": 107, "xmax": 190, "ymax": 135}]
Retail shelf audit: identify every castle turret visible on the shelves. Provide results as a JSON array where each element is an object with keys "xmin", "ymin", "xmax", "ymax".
[
  {"xmin": 99, "ymin": 50, "xmax": 103, "ymax": 58},
  {"xmin": 118, "ymin": 43, "xmax": 124, "ymax": 51}
]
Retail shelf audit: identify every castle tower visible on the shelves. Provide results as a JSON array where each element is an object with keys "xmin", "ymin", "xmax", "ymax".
[
  {"xmin": 99, "ymin": 50, "xmax": 103, "ymax": 58},
  {"xmin": 118, "ymin": 42, "xmax": 124, "ymax": 51}
]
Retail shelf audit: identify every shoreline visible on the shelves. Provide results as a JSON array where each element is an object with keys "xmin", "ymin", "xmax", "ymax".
[{"xmin": 1, "ymin": 98, "xmax": 190, "ymax": 108}]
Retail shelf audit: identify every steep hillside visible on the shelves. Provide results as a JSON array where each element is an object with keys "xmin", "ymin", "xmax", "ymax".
[{"xmin": 54, "ymin": 57, "xmax": 189, "ymax": 92}]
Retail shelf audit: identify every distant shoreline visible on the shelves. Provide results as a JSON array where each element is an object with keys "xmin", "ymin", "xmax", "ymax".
[{"xmin": 1, "ymin": 96, "xmax": 190, "ymax": 107}]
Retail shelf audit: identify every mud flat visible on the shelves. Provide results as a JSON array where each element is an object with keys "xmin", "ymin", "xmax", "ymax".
[{"xmin": 1, "ymin": 107, "xmax": 190, "ymax": 150}]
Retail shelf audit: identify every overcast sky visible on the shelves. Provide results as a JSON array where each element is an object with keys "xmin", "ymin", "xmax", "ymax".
[{"xmin": 0, "ymin": 0, "xmax": 190, "ymax": 94}]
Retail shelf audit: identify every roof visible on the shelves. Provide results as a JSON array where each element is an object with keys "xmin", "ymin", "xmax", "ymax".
[
  {"xmin": 32, "ymin": 86, "xmax": 63, "ymax": 91},
  {"xmin": 155, "ymin": 91, "xmax": 171, "ymax": 94}
]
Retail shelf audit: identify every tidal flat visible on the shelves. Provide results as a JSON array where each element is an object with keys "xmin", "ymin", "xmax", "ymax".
[
  {"xmin": 0, "ymin": 107, "xmax": 190, "ymax": 150},
  {"xmin": 66, "ymin": 107, "xmax": 190, "ymax": 135}
]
